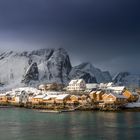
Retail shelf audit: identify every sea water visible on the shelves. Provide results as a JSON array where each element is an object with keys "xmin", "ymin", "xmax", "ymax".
[{"xmin": 0, "ymin": 108, "xmax": 140, "ymax": 140}]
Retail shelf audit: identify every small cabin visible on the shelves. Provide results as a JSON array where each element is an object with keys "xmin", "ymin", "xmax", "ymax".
[
  {"xmin": 55, "ymin": 94, "xmax": 70, "ymax": 104},
  {"xmin": 32, "ymin": 94, "xmax": 46, "ymax": 104},
  {"xmin": 123, "ymin": 90, "xmax": 139, "ymax": 102},
  {"xmin": 43, "ymin": 95, "xmax": 57, "ymax": 104},
  {"xmin": 70, "ymin": 95, "xmax": 79, "ymax": 102},
  {"xmin": 89, "ymin": 90, "xmax": 104, "ymax": 102},
  {"xmin": 103, "ymin": 93, "xmax": 127, "ymax": 105},
  {"xmin": 89, "ymin": 91, "xmax": 96, "ymax": 100},
  {"xmin": 65, "ymin": 95, "xmax": 79, "ymax": 105},
  {"xmin": 0, "ymin": 94, "xmax": 8, "ymax": 103}
]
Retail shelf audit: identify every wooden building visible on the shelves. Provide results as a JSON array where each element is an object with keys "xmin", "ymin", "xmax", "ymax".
[
  {"xmin": 55, "ymin": 94, "xmax": 70, "ymax": 104},
  {"xmin": 89, "ymin": 90, "xmax": 104, "ymax": 102},
  {"xmin": 123, "ymin": 90, "xmax": 139, "ymax": 102},
  {"xmin": 103, "ymin": 93, "xmax": 127, "ymax": 106},
  {"xmin": 65, "ymin": 95, "xmax": 79, "ymax": 105},
  {"xmin": 67, "ymin": 79, "xmax": 86, "ymax": 91},
  {"xmin": 32, "ymin": 94, "xmax": 46, "ymax": 104},
  {"xmin": 0, "ymin": 94, "xmax": 8, "ymax": 103}
]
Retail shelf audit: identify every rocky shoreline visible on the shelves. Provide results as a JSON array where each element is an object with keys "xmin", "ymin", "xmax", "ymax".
[{"xmin": 1, "ymin": 103, "xmax": 140, "ymax": 112}]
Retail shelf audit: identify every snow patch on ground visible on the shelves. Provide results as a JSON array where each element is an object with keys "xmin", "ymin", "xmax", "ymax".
[{"xmin": 125, "ymin": 103, "xmax": 140, "ymax": 108}]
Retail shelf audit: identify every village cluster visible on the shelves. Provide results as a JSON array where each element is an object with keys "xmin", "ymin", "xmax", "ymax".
[{"xmin": 0, "ymin": 79, "xmax": 139, "ymax": 110}]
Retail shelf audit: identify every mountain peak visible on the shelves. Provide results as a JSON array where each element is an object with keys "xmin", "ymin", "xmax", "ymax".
[
  {"xmin": 113, "ymin": 72, "xmax": 140, "ymax": 88},
  {"xmin": 0, "ymin": 48, "xmax": 112, "ymax": 89},
  {"xmin": 70, "ymin": 62, "xmax": 112, "ymax": 83}
]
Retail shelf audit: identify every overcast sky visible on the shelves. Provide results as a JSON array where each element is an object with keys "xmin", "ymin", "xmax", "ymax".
[{"xmin": 0, "ymin": 0, "xmax": 140, "ymax": 74}]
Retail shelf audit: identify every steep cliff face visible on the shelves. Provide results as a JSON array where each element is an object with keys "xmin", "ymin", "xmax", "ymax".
[
  {"xmin": 0, "ymin": 48, "xmax": 72, "ymax": 88},
  {"xmin": 43, "ymin": 48, "xmax": 72, "ymax": 84},
  {"xmin": 22, "ymin": 62, "xmax": 39, "ymax": 84}
]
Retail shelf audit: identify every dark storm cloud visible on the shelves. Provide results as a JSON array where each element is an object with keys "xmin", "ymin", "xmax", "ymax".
[{"xmin": 0, "ymin": 0, "xmax": 140, "ymax": 74}]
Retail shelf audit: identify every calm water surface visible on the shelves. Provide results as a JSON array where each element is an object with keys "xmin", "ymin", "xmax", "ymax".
[{"xmin": 0, "ymin": 108, "xmax": 140, "ymax": 140}]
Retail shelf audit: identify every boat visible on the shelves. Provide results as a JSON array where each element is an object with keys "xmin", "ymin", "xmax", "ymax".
[
  {"xmin": 38, "ymin": 110, "xmax": 61, "ymax": 113},
  {"xmin": 60, "ymin": 109, "xmax": 75, "ymax": 112}
]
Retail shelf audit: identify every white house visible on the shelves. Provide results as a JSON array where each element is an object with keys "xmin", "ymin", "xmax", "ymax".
[
  {"xmin": 14, "ymin": 90, "xmax": 29, "ymax": 104},
  {"xmin": 67, "ymin": 79, "xmax": 86, "ymax": 91}
]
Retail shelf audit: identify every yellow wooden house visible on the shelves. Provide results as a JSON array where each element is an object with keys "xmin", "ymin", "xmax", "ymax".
[
  {"xmin": 123, "ymin": 90, "xmax": 139, "ymax": 102},
  {"xmin": 103, "ymin": 93, "xmax": 127, "ymax": 105}
]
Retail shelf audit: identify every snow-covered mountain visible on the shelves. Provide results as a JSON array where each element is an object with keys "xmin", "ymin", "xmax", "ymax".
[
  {"xmin": 0, "ymin": 48, "xmax": 112, "ymax": 89},
  {"xmin": 0, "ymin": 48, "xmax": 72, "ymax": 89},
  {"xmin": 69, "ymin": 62, "xmax": 112, "ymax": 83},
  {"xmin": 113, "ymin": 72, "xmax": 140, "ymax": 88}
]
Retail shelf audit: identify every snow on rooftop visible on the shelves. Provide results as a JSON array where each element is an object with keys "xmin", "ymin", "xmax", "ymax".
[
  {"xmin": 13, "ymin": 87, "xmax": 39, "ymax": 92},
  {"xmin": 45, "ymin": 91, "xmax": 66, "ymax": 95},
  {"xmin": 0, "ymin": 93, "xmax": 7, "ymax": 96},
  {"xmin": 90, "ymin": 91, "xmax": 97, "ymax": 94},
  {"xmin": 77, "ymin": 79, "xmax": 84, "ymax": 84},
  {"xmin": 69, "ymin": 79, "xmax": 85, "ymax": 85},
  {"xmin": 33, "ymin": 94, "xmax": 46, "ymax": 99},
  {"xmin": 125, "ymin": 103, "xmax": 140, "ymax": 108},
  {"xmin": 43, "ymin": 95, "xmax": 58, "ymax": 100},
  {"xmin": 106, "ymin": 82, "xmax": 114, "ymax": 87},
  {"xmin": 110, "ymin": 93, "xmax": 126, "ymax": 99},
  {"xmin": 96, "ymin": 91, "xmax": 102, "ymax": 94},
  {"xmin": 69, "ymin": 79, "xmax": 77, "ymax": 85},
  {"xmin": 56, "ymin": 94, "xmax": 70, "ymax": 100},
  {"xmin": 107, "ymin": 86, "xmax": 125, "ymax": 91}
]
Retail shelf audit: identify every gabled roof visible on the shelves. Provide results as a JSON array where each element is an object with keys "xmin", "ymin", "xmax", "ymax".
[
  {"xmin": 69, "ymin": 79, "xmax": 85, "ymax": 85},
  {"xmin": 77, "ymin": 79, "xmax": 84, "ymax": 84},
  {"xmin": 0, "ymin": 93, "xmax": 7, "ymax": 97},
  {"xmin": 107, "ymin": 93, "xmax": 126, "ymax": 99},
  {"xmin": 102, "ymin": 93, "xmax": 108, "ymax": 98},
  {"xmin": 89, "ymin": 91, "xmax": 97, "ymax": 94},
  {"xmin": 45, "ymin": 91, "xmax": 66, "ymax": 95},
  {"xmin": 96, "ymin": 91, "xmax": 102, "ymax": 94},
  {"xmin": 69, "ymin": 79, "xmax": 78, "ymax": 85},
  {"xmin": 56, "ymin": 94, "xmax": 70, "ymax": 100},
  {"xmin": 106, "ymin": 82, "xmax": 114, "ymax": 87},
  {"xmin": 107, "ymin": 86, "xmax": 125, "ymax": 91},
  {"xmin": 43, "ymin": 95, "xmax": 58, "ymax": 100},
  {"xmin": 33, "ymin": 94, "xmax": 46, "ymax": 99}
]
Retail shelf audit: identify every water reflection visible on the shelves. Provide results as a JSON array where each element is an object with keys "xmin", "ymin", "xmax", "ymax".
[{"xmin": 0, "ymin": 109, "xmax": 140, "ymax": 140}]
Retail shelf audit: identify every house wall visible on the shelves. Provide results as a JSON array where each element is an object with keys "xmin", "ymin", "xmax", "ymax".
[
  {"xmin": 104, "ymin": 95, "xmax": 127, "ymax": 105},
  {"xmin": 0, "ymin": 96, "xmax": 7, "ymax": 103},
  {"xmin": 68, "ymin": 80, "xmax": 86, "ymax": 91},
  {"xmin": 32, "ymin": 98, "xmax": 43, "ymax": 104}
]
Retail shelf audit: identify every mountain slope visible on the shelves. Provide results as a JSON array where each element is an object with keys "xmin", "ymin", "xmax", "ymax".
[
  {"xmin": 113, "ymin": 72, "xmax": 140, "ymax": 88},
  {"xmin": 70, "ymin": 62, "xmax": 112, "ymax": 83},
  {"xmin": 0, "ymin": 48, "xmax": 112, "ymax": 89},
  {"xmin": 0, "ymin": 48, "xmax": 72, "ymax": 88}
]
